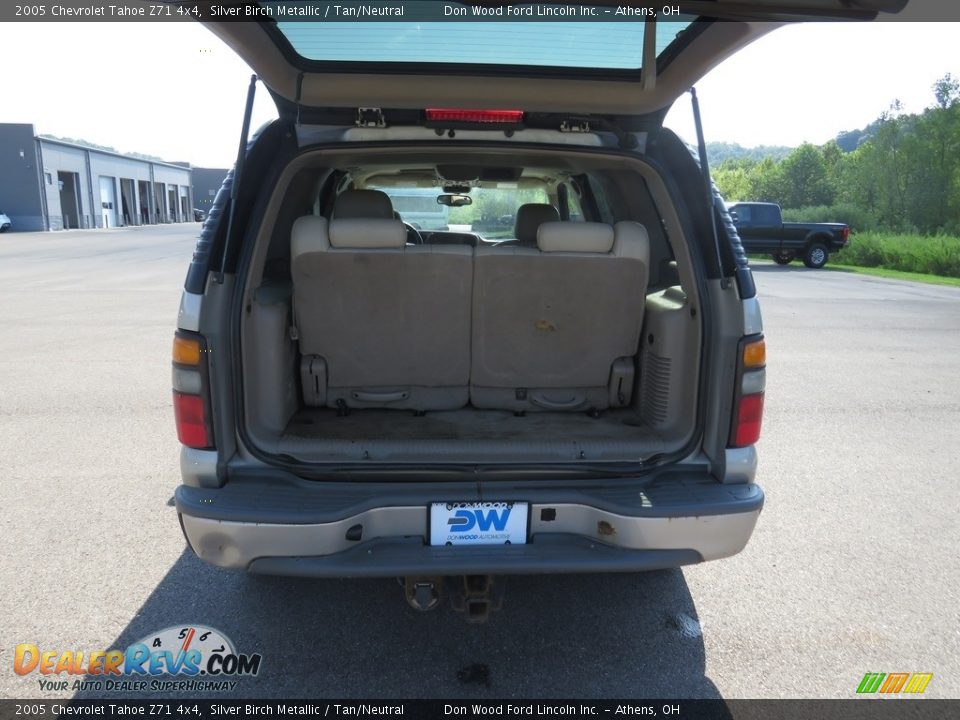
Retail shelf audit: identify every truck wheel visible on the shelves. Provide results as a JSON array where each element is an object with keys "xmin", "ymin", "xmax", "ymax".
[
  {"xmin": 803, "ymin": 243, "xmax": 829, "ymax": 269},
  {"xmin": 772, "ymin": 253, "xmax": 793, "ymax": 265}
]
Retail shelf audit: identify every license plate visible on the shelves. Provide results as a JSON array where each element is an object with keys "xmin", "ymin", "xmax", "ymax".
[{"xmin": 429, "ymin": 502, "xmax": 528, "ymax": 546}]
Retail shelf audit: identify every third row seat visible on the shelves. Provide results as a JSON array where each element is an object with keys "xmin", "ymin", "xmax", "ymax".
[{"xmin": 290, "ymin": 190, "xmax": 650, "ymax": 412}]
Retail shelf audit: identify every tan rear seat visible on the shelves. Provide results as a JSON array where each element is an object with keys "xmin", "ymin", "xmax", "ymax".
[
  {"xmin": 470, "ymin": 221, "xmax": 650, "ymax": 411},
  {"xmin": 291, "ymin": 191, "xmax": 473, "ymax": 411},
  {"xmin": 511, "ymin": 203, "xmax": 560, "ymax": 247}
]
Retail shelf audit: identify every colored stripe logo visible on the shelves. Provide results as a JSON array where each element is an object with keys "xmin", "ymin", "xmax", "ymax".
[{"xmin": 857, "ymin": 672, "xmax": 933, "ymax": 694}]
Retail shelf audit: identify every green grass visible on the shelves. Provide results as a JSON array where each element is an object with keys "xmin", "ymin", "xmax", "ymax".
[
  {"xmin": 749, "ymin": 255, "xmax": 960, "ymax": 287},
  {"xmin": 749, "ymin": 232, "xmax": 960, "ymax": 282},
  {"xmin": 836, "ymin": 232, "xmax": 960, "ymax": 278},
  {"xmin": 824, "ymin": 263, "xmax": 960, "ymax": 287}
]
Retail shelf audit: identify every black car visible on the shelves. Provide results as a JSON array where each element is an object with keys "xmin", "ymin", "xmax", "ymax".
[{"xmin": 727, "ymin": 201, "xmax": 850, "ymax": 269}]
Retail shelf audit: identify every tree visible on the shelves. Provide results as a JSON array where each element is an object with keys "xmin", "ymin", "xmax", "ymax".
[
  {"xmin": 869, "ymin": 100, "xmax": 911, "ymax": 228},
  {"xmin": 707, "ymin": 75, "xmax": 960, "ymax": 233},
  {"xmin": 926, "ymin": 74, "xmax": 960, "ymax": 229},
  {"xmin": 713, "ymin": 158, "xmax": 756, "ymax": 201},
  {"xmin": 749, "ymin": 156, "xmax": 785, "ymax": 203},
  {"xmin": 933, "ymin": 73, "xmax": 959, "ymax": 110},
  {"xmin": 776, "ymin": 144, "xmax": 834, "ymax": 208},
  {"xmin": 833, "ymin": 144, "xmax": 876, "ymax": 210}
]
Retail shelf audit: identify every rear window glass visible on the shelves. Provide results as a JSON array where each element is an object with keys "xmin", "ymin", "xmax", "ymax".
[
  {"xmin": 449, "ymin": 187, "xmax": 551, "ymax": 239},
  {"xmin": 371, "ymin": 188, "xmax": 449, "ymax": 231},
  {"xmin": 370, "ymin": 185, "xmax": 551, "ymax": 237},
  {"xmin": 274, "ymin": 7, "xmax": 693, "ymax": 71},
  {"xmin": 391, "ymin": 195, "xmax": 440, "ymax": 214}
]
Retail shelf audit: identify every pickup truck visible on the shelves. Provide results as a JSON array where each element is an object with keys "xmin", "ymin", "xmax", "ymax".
[{"xmin": 727, "ymin": 201, "xmax": 850, "ymax": 268}]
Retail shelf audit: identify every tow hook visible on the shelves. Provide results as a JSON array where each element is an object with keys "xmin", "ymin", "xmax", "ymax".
[
  {"xmin": 450, "ymin": 575, "xmax": 503, "ymax": 623},
  {"xmin": 403, "ymin": 576, "xmax": 443, "ymax": 611}
]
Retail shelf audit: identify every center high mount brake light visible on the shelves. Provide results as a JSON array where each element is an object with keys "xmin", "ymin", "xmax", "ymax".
[{"xmin": 424, "ymin": 108, "xmax": 525, "ymax": 124}]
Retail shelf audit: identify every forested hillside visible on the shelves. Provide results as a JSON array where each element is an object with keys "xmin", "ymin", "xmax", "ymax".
[{"xmin": 713, "ymin": 74, "xmax": 960, "ymax": 236}]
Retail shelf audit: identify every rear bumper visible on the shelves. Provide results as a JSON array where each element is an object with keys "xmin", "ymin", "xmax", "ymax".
[{"xmin": 176, "ymin": 473, "xmax": 763, "ymax": 577}]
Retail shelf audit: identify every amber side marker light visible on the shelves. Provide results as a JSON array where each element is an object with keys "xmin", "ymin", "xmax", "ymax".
[
  {"xmin": 743, "ymin": 338, "xmax": 766, "ymax": 368},
  {"xmin": 172, "ymin": 335, "xmax": 201, "ymax": 366}
]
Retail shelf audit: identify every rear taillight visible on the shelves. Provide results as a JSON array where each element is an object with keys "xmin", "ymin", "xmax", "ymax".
[
  {"xmin": 172, "ymin": 331, "xmax": 214, "ymax": 449},
  {"xmin": 841, "ymin": 226, "xmax": 850, "ymax": 241},
  {"xmin": 424, "ymin": 108, "xmax": 524, "ymax": 124},
  {"xmin": 733, "ymin": 393, "xmax": 765, "ymax": 447},
  {"xmin": 729, "ymin": 336, "xmax": 765, "ymax": 448},
  {"xmin": 173, "ymin": 391, "xmax": 211, "ymax": 448}
]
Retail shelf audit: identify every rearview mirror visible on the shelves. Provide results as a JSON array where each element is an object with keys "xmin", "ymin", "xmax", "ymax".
[{"xmin": 437, "ymin": 194, "xmax": 472, "ymax": 207}]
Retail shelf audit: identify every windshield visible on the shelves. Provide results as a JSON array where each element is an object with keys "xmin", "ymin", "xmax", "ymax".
[{"xmin": 372, "ymin": 184, "xmax": 583, "ymax": 239}]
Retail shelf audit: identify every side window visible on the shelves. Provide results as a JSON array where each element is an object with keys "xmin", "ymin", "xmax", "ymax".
[
  {"xmin": 561, "ymin": 182, "xmax": 584, "ymax": 222},
  {"xmin": 756, "ymin": 205, "xmax": 779, "ymax": 226},
  {"xmin": 588, "ymin": 177, "xmax": 616, "ymax": 225},
  {"xmin": 735, "ymin": 205, "xmax": 752, "ymax": 225}
]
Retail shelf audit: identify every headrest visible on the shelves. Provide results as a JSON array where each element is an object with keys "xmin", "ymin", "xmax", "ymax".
[
  {"xmin": 514, "ymin": 203, "xmax": 560, "ymax": 246},
  {"xmin": 332, "ymin": 189, "xmax": 395, "ymax": 219},
  {"xmin": 537, "ymin": 222, "xmax": 614, "ymax": 253},
  {"xmin": 291, "ymin": 215, "xmax": 329, "ymax": 259},
  {"xmin": 328, "ymin": 218, "xmax": 407, "ymax": 249}
]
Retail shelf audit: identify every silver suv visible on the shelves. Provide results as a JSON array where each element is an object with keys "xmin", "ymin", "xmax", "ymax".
[{"xmin": 172, "ymin": 1, "xmax": 905, "ymax": 619}]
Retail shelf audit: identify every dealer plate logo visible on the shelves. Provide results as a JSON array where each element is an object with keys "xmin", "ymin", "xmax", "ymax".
[{"xmin": 430, "ymin": 502, "xmax": 528, "ymax": 546}]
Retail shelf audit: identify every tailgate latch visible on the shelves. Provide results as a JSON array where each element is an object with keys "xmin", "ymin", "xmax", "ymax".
[
  {"xmin": 356, "ymin": 107, "xmax": 386, "ymax": 128},
  {"xmin": 560, "ymin": 120, "xmax": 591, "ymax": 133}
]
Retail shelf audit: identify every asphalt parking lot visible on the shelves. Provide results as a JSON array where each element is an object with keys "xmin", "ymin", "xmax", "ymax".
[{"xmin": 0, "ymin": 225, "xmax": 958, "ymax": 700}]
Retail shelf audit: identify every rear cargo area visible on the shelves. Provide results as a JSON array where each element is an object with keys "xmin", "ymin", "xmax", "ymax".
[
  {"xmin": 277, "ymin": 407, "xmax": 665, "ymax": 463},
  {"xmin": 237, "ymin": 147, "xmax": 705, "ymax": 468}
]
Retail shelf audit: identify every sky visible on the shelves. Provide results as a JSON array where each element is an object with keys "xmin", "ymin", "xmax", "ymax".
[
  {"xmin": 0, "ymin": 18, "xmax": 956, "ymax": 167},
  {"xmin": 664, "ymin": 20, "xmax": 959, "ymax": 147}
]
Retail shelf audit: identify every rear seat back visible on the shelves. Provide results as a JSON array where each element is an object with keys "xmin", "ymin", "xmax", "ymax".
[
  {"xmin": 291, "ymin": 213, "xmax": 473, "ymax": 410},
  {"xmin": 512, "ymin": 203, "xmax": 561, "ymax": 246},
  {"xmin": 471, "ymin": 221, "xmax": 650, "ymax": 411},
  {"xmin": 331, "ymin": 189, "xmax": 395, "ymax": 219}
]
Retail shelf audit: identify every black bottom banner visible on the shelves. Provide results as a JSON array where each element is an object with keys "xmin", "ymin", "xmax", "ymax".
[{"xmin": 0, "ymin": 700, "xmax": 955, "ymax": 720}]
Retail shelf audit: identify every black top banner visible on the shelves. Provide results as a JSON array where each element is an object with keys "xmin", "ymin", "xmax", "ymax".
[
  {"xmin": 3, "ymin": 2, "xmax": 680, "ymax": 23},
  {"xmin": 1, "ymin": 0, "xmax": 956, "ymax": 23}
]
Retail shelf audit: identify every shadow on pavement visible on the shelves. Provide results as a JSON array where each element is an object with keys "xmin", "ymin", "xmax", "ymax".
[
  {"xmin": 74, "ymin": 549, "xmax": 728, "ymax": 705},
  {"xmin": 748, "ymin": 263, "xmax": 816, "ymax": 273}
]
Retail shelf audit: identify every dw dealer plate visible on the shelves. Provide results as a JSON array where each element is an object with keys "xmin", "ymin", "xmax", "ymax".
[{"xmin": 429, "ymin": 502, "xmax": 529, "ymax": 546}]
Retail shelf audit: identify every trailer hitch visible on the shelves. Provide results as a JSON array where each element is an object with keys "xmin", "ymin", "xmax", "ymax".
[
  {"xmin": 449, "ymin": 575, "xmax": 504, "ymax": 623},
  {"xmin": 401, "ymin": 575, "xmax": 505, "ymax": 622},
  {"xmin": 403, "ymin": 576, "xmax": 443, "ymax": 612}
]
